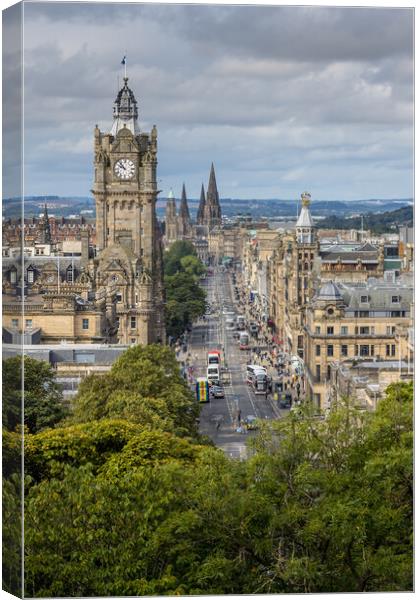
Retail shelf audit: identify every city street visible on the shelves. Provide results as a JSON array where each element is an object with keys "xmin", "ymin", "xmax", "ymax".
[{"xmin": 182, "ymin": 268, "xmax": 289, "ymax": 459}]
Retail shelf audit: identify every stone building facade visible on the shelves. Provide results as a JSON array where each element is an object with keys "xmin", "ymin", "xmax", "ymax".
[
  {"xmin": 304, "ymin": 277, "xmax": 413, "ymax": 409},
  {"xmin": 3, "ymin": 76, "xmax": 165, "ymax": 346}
]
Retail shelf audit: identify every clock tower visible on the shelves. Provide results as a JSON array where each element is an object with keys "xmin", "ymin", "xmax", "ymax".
[{"xmin": 92, "ymin": 77, "xmax": 165, "ymax": 344}]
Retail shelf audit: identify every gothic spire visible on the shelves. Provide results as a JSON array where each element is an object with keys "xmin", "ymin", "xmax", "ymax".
[
  {"xmin": 165, "ymin": 188, "xmax": 177, "ymax": 219},
  {"xmin": 204, "ymin": 162, "xmax": 222, "ymax": 229},
  {"xmin": 207, "ymin": 162, "xmax": 220, "ymax": 207},
  {"xmin": 179, "ymin": 183, "xmax": 191, "ymax": 222},
  {"xmin": 196, "ymin": 183, "xmax": 206, "ymax": 225}
]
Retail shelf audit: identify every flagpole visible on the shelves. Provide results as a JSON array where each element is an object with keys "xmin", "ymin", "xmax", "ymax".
[{"xmin": 124, "ymin": 52, "xmax": 127, "ymax": 78}]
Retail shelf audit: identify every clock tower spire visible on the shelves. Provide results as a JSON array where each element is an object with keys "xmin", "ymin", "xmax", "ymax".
[{"xmin": 92, "ymin": 76, "xmax": 165, "ymax": 344}]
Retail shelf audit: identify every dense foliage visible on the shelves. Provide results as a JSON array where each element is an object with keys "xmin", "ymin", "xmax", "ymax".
[
  {"xmin": 20, "ymin": 373, "xmax": 412, "ymax": 596},
  {"xmin": 71, "ymin": 344, "xmax": 200, "ymax": 436},
  {"xmin": 317, "ymin": 205, "xmax": 413, "ymax": 234},
  {"xmin": 2, "ymin": 356, "xmax": 67, "ymax": 596},
  {"xmin": 163, "ymin": 241, "xmax": 207, "ymax": 339},
  {"xmin": 3, "ymin": 356, "xmax": 68, "ymax": 434}
]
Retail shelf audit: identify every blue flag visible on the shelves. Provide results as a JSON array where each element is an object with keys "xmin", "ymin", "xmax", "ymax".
[{"xmin": 121, "ymin": 56, "xmax": 126, "ymax": 65}]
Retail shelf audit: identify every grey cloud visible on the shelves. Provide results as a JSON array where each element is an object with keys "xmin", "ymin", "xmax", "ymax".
[
  {"xmin": 13, "ymin": 2, "xmax": 414, "ymax": 200},
  {"xmin": 152, "ymin": 5, "xmax": 413, "ymax": 62}
]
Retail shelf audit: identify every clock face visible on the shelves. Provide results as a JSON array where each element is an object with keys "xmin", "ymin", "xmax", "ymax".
[{"xmin": 114, "ymin": 158, "xmax": 135, "ymax": 180}]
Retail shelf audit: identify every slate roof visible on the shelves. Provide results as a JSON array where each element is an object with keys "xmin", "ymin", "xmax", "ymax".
[{"xmin": 316, "ymin": 280, "xmax": 344, "ymax": 301}]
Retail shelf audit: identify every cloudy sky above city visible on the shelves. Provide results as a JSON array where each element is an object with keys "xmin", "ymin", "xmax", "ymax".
[{"xmin": 5, "ymin": 1, "xmax": 414, "ymax": 200}]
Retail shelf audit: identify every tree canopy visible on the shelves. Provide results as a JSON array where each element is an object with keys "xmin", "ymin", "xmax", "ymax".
[
  {"xmin": 71, "ymin": 344, "xmax": 199, "ymax": 436},
  {"xmin": 22, "ymin": 380, "xmax": 413, "ymax": 596},
  {"xmin": 3, "ymin": 356, "xmax": 68, "ymax": 434},
  {"xmin": 164, "ymin": 240, "xmax": 199, "ymax": 276},
  {"xmin": 163, "ymin": 241, "xmax": 207, "ymax": 339}
]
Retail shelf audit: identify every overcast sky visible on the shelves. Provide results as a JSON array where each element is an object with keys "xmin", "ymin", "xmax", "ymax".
[{"xmin": 5, "ymin": 2, "xmax": 414, "ymax": 200}]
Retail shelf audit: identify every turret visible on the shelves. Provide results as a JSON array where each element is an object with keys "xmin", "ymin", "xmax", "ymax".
[
  {"xmin": 296, "ymin": 192, "xmax": 315, "ymax": 245},
  {"xmin": 110, "ymin": 77, "xmax": 140, "ymax": 136}
]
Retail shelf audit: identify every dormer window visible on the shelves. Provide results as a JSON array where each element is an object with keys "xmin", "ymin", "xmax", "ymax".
[
  {"xmin": 27, "ymin": 266, "xmax": 34, "ymax": 283},
  {"xmin": 361, "ymin": 295, "xmax": 368, "ymax": 303},
  {"xmin": 391, "ymin": 295, "xmax": 400, "ymax": 303},
  {"xmin": 10, "ymin": 268, "xmax": 17, "ymax": 284}
]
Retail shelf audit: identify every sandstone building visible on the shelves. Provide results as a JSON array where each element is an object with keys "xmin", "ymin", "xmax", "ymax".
[{"xmin": 3, "ymin": 76, "xmax": 165, "ymax": 346}]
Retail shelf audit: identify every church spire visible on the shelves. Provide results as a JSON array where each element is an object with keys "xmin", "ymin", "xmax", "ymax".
[
  {"xmin": 110, "ymin": 77, "xmax": 140, "ymax": 136},
  {"xmin": 179, "ymin": 183, "xmax": 191, "ymax": 222},
  {"xmin": 207, "ymin": 162, "xmax": 220, "ymax": 206},
  {"xmin": 178, "ymin": 183, "xmax": 192, "ymax": 239},
  {"xmin": 204, "ymin": 162, "xmax": 222, "ymax": 229},
  {"xmin": 196, "ymin": 183, "xmax": 206, "ymax": 225}
]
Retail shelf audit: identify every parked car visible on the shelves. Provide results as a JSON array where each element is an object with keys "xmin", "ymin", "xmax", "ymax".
[
  {"xmin": 208, "ymin": 379, "xmax": 220, "ymax": 387},
  {"xmin": 279, "ymin": 392, "xmax": 292, "ymax": 408},
  {"xmin": 210, "ymin": 385, "xmax": 225, "ymax": 399}
]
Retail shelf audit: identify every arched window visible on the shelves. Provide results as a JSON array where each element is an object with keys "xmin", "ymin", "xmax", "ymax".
[
  {"xmin": 66, "ymin": 265, "xmax": 73, "ymax": 283},
  {"xmin": 27, "ymin": 266, "xmax": 35, "ymax": 283},
  {"xmin": 10, "ymin": 268, "xmax": 17, "ymax": 284}
]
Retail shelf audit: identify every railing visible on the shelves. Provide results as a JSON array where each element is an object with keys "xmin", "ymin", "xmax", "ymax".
[{"xmin": 3, "ymin": 302, "xmax": 44, "ymax": 312}]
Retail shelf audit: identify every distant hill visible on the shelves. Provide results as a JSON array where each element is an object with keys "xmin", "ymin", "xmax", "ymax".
[
  {"xmin": 317, "ymin": 205, "xmax": 413, "ymax": 234},
  {"xmin": 2, "ymin": 195, "xmax": 412, "ymax": 222},
  {"xmin": 2, "ymin": 196, "xmax": 94, "ymax": 219}
]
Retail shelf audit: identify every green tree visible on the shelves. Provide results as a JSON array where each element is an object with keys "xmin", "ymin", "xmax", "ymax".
[
  {"xmin": 3, "ymin": 473, "xmax": 22, "ymax": 597},
  {"xmin": 24, "ymin": 448, "xmax": 270, "ymax": 597},
  {"xmin": 2, "ymin": 356, "xmax": 68, "ymax": 434},
  {"xmin": 22, "ymin": 376, "xmax": 413, "ymax": 597},
  {"xmin": 165, "ymin": 271, "xmax": 206, "ymax": 338},
  {"xmin": 24, "ymin": 419, "xmax": 144, "ymax": 483},
  {"xmin": 71, "ymin": 345, "xmax": 199, "ymax": 436},
  {"xmin": 163, "ymin": 240, "xmax": 207, "ymax": 338},
  {"xmin": 246, "ymin": 383, "xmax": 413, "ymax": 593},
  {"xmin": 164, "ymin": 240, "xmax": 198, "ymax": 276},
  {"xmin": 180, "ymin": 255, "xmax": 206, "ymax": 279}
]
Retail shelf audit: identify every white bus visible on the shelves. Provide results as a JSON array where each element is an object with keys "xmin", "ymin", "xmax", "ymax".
[
  {"xmin": 251, "ymin": 370, "xmax": 268, "ymax": 395},
  {"xmin": 246, "ymin": 364, "xmax": 267, "ymax": 384},
  {"xmin": 207, "ymin": 364, "xmax": 220, "ymax": 384}
]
